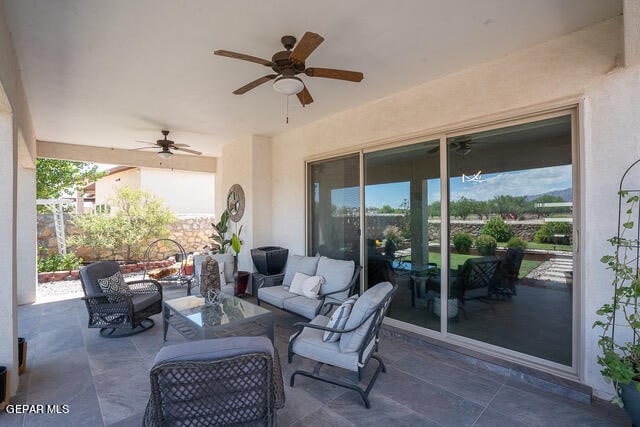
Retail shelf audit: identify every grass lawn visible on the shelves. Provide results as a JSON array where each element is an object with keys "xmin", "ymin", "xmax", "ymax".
[{"xmin": 399, "ymin": 252, "xmax": 542, "ymax": 278}]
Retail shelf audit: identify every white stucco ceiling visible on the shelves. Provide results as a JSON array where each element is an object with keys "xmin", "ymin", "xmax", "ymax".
[{"xmin": 3, "ymin": 0, "xmax": 622, "ymax": 157}]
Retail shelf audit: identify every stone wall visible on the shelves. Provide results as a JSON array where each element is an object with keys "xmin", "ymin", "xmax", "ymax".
[
  {"xmin": 364, "ymin": 214, "xmax": 545, "ymax": 241},
  {"xmin": 37, "ymin": 214, "xmax": 215, "ymax": 262}
]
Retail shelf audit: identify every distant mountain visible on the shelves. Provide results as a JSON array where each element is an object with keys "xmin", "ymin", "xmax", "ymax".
[{"xmin": 526, "ymin": 187, "xmax": 573, "ymax": 202}]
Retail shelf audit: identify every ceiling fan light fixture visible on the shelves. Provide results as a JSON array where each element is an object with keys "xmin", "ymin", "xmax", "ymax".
[
  {"xmin": 157, "ymin": 150, "xmax": 172, "ymax": 159},
  {"xmin": 272, "ymin": 76, "xmax": 304, "ymax": 95}
]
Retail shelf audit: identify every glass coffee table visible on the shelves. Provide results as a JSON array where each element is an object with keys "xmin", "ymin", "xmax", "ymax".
[{"xmin": 163, "ymin": 293, "xmax": 274, "ymax": 342}]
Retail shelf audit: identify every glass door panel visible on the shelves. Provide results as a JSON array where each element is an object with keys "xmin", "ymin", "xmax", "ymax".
[
  {"xmin": 364, "ymin": 140, "xmax": 441, "ymax": 332},
  {"xmin": 307, "ymin": 155, "xmax": 360, "ymax": 263},
  {"xmin": 446, "ymin": 115, "xmax": 574, "ymax": 366}
]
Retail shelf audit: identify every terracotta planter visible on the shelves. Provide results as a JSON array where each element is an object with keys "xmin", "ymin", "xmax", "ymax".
[
  {"xmin": 69, "ymin": 270, "xmax": 80, "ymax": 280},
  {"xmin": 37, "ymin": 272, "xmax": 48, "ymax": 283}
]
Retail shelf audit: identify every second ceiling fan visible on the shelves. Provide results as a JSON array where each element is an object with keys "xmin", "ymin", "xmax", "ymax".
[{"xmin": 214, "ymin": 32, "xmax": 364, "ymax": 106}]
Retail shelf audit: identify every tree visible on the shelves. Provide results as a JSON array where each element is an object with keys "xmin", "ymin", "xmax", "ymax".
[
  {"xmin": 488, "ymin": 195, "xmax": 529, "ymax": 219},
  {"xmin": 450, "ymin": 196, "xmax": 475, "ymax": 220},
  {"xmin": 36, "ymin": 159, "xmax": 104, "ymax": 199},
  {"xmin": 379, "ymin": 204, "xmax": 395, "ymax": 213},
  {"xmin": 70, "ymin": 187, "xmax": 176, "ymax": 263},
  {"xmin": 36, "ymin": 159, "xmax": 105, "ymax": 212}
]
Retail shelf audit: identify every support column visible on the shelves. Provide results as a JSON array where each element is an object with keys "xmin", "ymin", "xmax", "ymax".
[
  {"xmin": 17, "ymin": 134, "xmax": 36, "ymax": 304},
  {"xmin": 409, "ymin": 172, "xmax": 429, "ymax": 272},
  {"xmin": 0, "ymin": 112, "xmax": 18, "ymax": 395}
]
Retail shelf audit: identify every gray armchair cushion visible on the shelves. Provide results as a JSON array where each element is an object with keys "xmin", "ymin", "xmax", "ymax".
[
  {"xmin": 289, "ymin": 315, "xmax": 375, "ymax": 371},
  {"xmin": 132, "ymin": 293, "xmax": 162, "ymax": 312},
  {"xmin": 316, "ymin": 257, "xmax": 355, "ymax": 301},
  {"xmin": 154, "ymin": 336, "xmax": 274, "ymax": 365},
  {"xmin": 80, "ymin": 261, "xmax": 121, "ymax": 297},
  {"xmin": 339, "ymin": 282, "xmax": 393, "ymax": 353},
  {"xmin": 258, "ymin": 285, "xmax": 296, "ymax": 309},
  {"xmin": 283, "ymin": 255, "xmax": 320, "ymax": 287},
  {"xmin": 283, "ymin": 295, "xmax": 323, "ymax": 320}
]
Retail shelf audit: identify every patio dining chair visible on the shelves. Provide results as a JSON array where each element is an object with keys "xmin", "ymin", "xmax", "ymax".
[
  {"xmin": 79, "ymin": 261, "xmax": 162, "ymax": 337},
  {"xmin": 288, "ymin": 281, "xmax": 398, "ymax": 408},
  {"xmin": 144, "ymin": 336, "xmax": 285, "ymax": 426}
]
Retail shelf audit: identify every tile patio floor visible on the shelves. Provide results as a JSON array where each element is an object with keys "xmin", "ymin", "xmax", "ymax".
[{"xmin": 1, "ymin": 285, "xmax": 631, "ymax": 426}]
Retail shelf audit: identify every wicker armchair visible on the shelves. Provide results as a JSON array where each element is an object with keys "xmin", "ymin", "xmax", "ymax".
[
  {"xmin": 144, "ymin": 336, "xmax": 285, "ymax": 427},
  {"xmin": 79, "ymin": 261, "xmax": 162, "ymax": 337}
]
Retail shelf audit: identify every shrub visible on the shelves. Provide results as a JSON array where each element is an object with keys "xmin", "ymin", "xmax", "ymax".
[
  {"xmin": 475, "ymin": 234, "xmax": 497, "ymax": 256},
  {"xmin": 534, "ymin": 222, "xmax": 573, "ymax": 243},
  {"xmin": 507, "ymin": 237, "xmax": 528, "ymax": 250},
  {"xmin": 38, "ymin": 252, "xmax": 83, "ymax": 272},
  {"xmin": 481, "ymin": 216, "xmax": 513, "ymax": 242},
  {"xmin": 452, "ymin": 232, "xmax": 473, "ymax": 254}
]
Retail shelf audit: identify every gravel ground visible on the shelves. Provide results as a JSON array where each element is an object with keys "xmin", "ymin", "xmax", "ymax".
[{"xmin": 36, "ymin": 272, "xmax": 147, "ymax": 303}]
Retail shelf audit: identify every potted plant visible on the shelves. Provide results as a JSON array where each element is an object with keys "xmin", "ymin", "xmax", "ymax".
[{"xmin": 594, "ymin": 188, "xmax": 640, "ymax": 423}]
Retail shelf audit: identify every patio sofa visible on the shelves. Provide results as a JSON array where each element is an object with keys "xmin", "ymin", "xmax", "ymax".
[{"xmin": 256, "ymin": 254, "xmax": 362, "ymax": 319}]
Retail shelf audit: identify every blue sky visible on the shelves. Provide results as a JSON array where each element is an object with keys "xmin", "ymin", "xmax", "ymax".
[{"xmin": 346, "ymin": 164, "xmax": 573, "ymax": 208}]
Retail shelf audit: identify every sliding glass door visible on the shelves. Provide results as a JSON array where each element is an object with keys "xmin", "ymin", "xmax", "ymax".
[
  {"xmin": 307, "ymin": 155, "xmax": 360, "ymax": 263},
  {"xmin": 306, "ymin": 111, "xmax": 577, "ymax": 369},
  {"xmin": 364, "ymin": 140, "xmax": 441, "ymax": 332}
]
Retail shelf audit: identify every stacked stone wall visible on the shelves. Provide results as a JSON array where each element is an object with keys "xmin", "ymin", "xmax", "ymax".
[
  {"xmin": 37, "ymin": 214, "xmax": 215, "ymax": 262},
  {"xmin": 363, "ymin": 214, "xmax": 544, "ymax": 241}
]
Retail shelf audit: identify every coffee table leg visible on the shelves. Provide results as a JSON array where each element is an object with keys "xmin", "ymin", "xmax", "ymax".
[{"xmin": 163, "ymin": 305, "xmax": 170, "ymax": 341}]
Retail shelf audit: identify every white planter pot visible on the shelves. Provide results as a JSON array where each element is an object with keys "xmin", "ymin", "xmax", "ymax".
[{"xmin": 433, "ymin": 297, "xmax": 458, "ymax": 318}]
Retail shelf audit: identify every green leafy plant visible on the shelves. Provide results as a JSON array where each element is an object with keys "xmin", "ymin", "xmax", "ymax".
[
  {"xmin": 70, "ymin": 187, "xmax": 176, "ymax": 263},
  {"xmin": 481, "ymin": 216, "xmax": 513, "ymax": 242},
  {"xmin": 38, "ymin": 252, "xmax": 83, "ymax": 272},
  {"xmin": 210, "ymin": 210, "xmax": 231, "ymax": 254},
  {"xmin": 507, "ymin": 237, "xmax": 528, "ymax": 250},
  {"xmin": 534, "ymin": 221, "xmax": 573, "ymax": 243},
  {"xmin": 452, "ymin": 232, "xmax": 473, "ymax": 254},
  {"xmin": 475, "ymin": 234, "xmax": 497, "ymax": 256},
  {"xmin": 594, "ymin": 191, "xmax": 640, "ymax": 407}
]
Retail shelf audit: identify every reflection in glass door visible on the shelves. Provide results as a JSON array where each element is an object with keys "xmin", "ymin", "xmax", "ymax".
[
  {"xmin": 446, "ymin": 115, "xmax": 574, "ymax": 366},
  {"xmin": 364, "ymin": 141, "xmax": 441, "ymax": 332},
  {"xmin": 307, "ymin": 155, "xmax": 360, "ymax": 263}
]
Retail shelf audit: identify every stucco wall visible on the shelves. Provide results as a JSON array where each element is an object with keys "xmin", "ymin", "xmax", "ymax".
[
  {"xmin": 95, "ymin": 168, "xmax": 140, "ymax": 206},
  {"xmin": 139, "ymin": 169, "xmax": 215, "ymax": 215},
  {"xmin": 235, "ymin": 17, "xmax": 625, "ymax": 397},
  {"xmin": 0, "ymin": 1, "xmax": 37, "ymax": 396}
]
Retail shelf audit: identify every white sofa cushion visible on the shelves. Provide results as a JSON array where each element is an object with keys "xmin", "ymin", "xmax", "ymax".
[
  {"xmin": 283, "ymin": 255, "xmax": 320, "ymax": 287},
  {"xmin": 316, "ymin": 257, "xmax": 355, "ymax": 301},
  {"xmin": 257, "ymin": 286, "xmax": 296, "ymax": 309},
  {"xmin": 288, "ymin": 272, "xmax": 311, "ymax": 295}
]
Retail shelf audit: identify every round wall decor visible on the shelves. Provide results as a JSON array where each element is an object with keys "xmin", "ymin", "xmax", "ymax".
[{"xmin": 226, "ymin": 184, "xmax": 245, "ymax": 222}]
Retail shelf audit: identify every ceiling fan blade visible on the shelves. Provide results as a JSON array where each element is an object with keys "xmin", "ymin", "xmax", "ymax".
[
  {"xmin": 213, "ymin": 50, "xmax": 272, "ymax": 66},
  {"xmin": 233, "ymin": 74, "xmax": 277, "ymax": 95},
  {"xmin": 135, "ymin": 140, "xmax": 158, "ymax": 145},
  {"xmin": 130, "ymin": 146, "xmax": 159, "ymax": 151},
  {"xmin": 174, "ymin": 146, "xmax": 202, "ymax": 155},
  {"xmin": 296, "ymin": 85, "xmax": 314, "ymax": 106},
  {"xmin": 290, "ymin": 32, "xmax": 324, "ymax": 64},
  {"xmin": 171, "ymin": 143, "xmax": 189, "ymax": 148},
  {"xmin": 305, "ymin": 67, "xmax": 363, "ymax": 82}
]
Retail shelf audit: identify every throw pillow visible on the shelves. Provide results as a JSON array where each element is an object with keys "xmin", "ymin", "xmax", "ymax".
[
  {"xmin": 97, "ymin": 271, "xmax": 131, "ymax": 302},
  {"xmin": 289, "ymin": 272, "xmax": 311, "ymax": 295},
  {"xmin": 300, "ymin": 275, "xmax": 324, "ymax": 299},
  {"xmin": 323, "ymin": 295, "xmax": 358, "ymax": 342}
]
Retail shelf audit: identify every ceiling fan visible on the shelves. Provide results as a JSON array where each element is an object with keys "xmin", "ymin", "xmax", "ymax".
[
  {"xmin": 134, "ymin": 130, "xmax": 202, "ymax": 159},
  {"xmin": 428, "ymin": 137, "xmax": 474, "ymax": 156},
  {"xmin": 214, "ymin": 32, "xmax": 364, "ymax": 106}
]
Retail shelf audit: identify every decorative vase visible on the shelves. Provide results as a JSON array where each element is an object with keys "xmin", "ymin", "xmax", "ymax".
[{"xmin": 620, "ymin": 381, "xmax": 640, "ymax": 425}]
